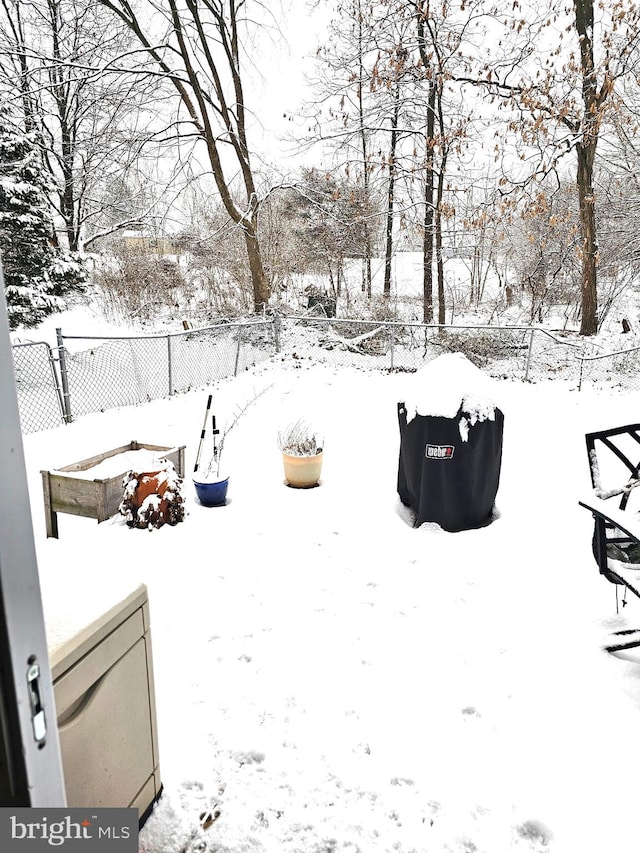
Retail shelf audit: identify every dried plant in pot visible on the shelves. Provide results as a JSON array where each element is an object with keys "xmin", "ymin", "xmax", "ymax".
[
  {"xmin": 193, "ymin": 385, "xmax": 272, "ymax": 507},
  {"xmin": 277, "ymin": 419, "xmax": 324, "ymax": 488}
]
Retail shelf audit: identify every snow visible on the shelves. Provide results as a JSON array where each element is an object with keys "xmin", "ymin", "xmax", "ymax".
[
  {"xmin": 192, "ymin": 471, "xmax": 230, "ymax": 485},
  {"xmin": 401, "ymin": 353, "xmax": 501, "ymax": 442},
  {"xmin": 8, "ymin": 297, "xmax": 144, "ymax": 347},
  {"xmin": 20, "ymin": 353, "xmax": 640, "ymax": 853},
  {"xmin": 55, "ymin": 448, "xmax": 175, "ymax": 479},
  {"xmin": 402, "ymin": 353, "xmax": 501, "ymax": 421}
]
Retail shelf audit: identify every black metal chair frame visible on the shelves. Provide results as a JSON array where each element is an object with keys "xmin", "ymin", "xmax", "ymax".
[{"xmin": 581, "ymin": 423, "xmax": 640, "ymax": 652}]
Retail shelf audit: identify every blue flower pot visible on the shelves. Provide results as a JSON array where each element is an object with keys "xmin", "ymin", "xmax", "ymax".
[{"xmin": 193, "ymin": 476, "xmax": 229, "ymax": 507}]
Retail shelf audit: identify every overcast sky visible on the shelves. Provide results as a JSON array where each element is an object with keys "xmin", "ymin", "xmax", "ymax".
[{"xmin": 248, "ymin": 1, "xmax": 332, "ymax": 170}]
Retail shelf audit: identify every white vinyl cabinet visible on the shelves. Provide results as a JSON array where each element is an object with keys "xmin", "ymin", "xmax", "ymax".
[{"xmin": 49, "ymin": 585, "xmax": 162, "ymax": 819}]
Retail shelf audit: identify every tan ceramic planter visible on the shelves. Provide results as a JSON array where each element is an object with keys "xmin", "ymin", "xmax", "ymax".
[{"xmin": 282, "ymin": 452, "xmax": 323, "ymax": 488}]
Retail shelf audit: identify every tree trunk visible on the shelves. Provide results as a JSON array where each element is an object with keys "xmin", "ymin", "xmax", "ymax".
[
  {"xmin": 243, "ymin": 221, "xmax": 270, "ymax": 312},
  {"xmin": 574, "ymin": 0, "xmax": 600, "ymax": 336},
  {"xmin": 435, "ymin": 203, "xmax": 445, "ymax": 325},
  {"xmin": 416, "ymin": 9, "xmax": 448, "ymax": 327},
  {"xmin": 364, "ymin": 238, "xmax": 372, "ymax": 298},
  {"xmin": 13, "ymin": 1, "xmax": 36, "ymax": 133},
  {"xmin": 49, "ymin": 0, "xmax": 80, "ymax": 251},
  {"xmin": 576, "ymin": 143, "xmax": 598, "ymax": 334},
  {"xmin": 383, "ymin": 86, "xmax": 401, "ymax": 299},
  {"xmin": 422, "ymin": 83, "xmax": 436, "ymax": 323},
  {"xmin": 422, "ymin": 181, "xmax": 434, "ymax": 323},
  {"xmin": 434, "ymin": 77, "xmax": 448, "ymax": 326},
  {"xmin": 355, "ymin": 2, "xmax": 373, "ymax": 298},
  {"xmin": 60, "ymin": 121, "xmax": 79, "ymax": 251}
]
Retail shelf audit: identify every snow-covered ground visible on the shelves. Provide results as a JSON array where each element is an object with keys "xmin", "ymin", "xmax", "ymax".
[{"xmin": 21, "ymin": 343, "xmax": 640, "ymax": 853}]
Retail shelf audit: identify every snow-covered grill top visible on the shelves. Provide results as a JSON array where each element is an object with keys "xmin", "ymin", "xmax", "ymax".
[{"xmin": 401, "ymin": 352, "xmax": 501, "ymax": 442}]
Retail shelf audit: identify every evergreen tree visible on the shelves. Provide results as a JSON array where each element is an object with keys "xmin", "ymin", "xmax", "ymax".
[{"xmin": 0, "ymin": 106, "xmax": 85, "ymax": 329}]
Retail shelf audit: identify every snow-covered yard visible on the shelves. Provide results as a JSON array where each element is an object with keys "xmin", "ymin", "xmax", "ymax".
[{"xmin": 22, "ymin": 356, "xmax": 640, "ymax": 853}]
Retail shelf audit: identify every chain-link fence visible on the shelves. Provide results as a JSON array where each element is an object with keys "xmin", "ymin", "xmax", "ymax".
[
  {"xmin": 58, "ymin": 319, "xmax": 276, "ymax": 421},
  {"xmin": 576, "ymin": 344, "xmax": 640, "ymax": 390},
  {"xmin": 59, "ymin": 334, "xmax": 171, "ymax": 418},
  {"xmin": 277, "ymin": 316, "xmax": 586, "ymax": 384},
  {"xmin": 11, "ymin": 315, "xmax": 638, "ymax": 434},
  {"xmin": 11, "ymin": 342, "xmax": 65, "ymax": 433},
  {"xmin": 168, "ymin": 321, "xmax": 276, "ymax": 394},
  {"xmin": 10, "ymin": 319, "xmax": 276, "ymax": 433}
]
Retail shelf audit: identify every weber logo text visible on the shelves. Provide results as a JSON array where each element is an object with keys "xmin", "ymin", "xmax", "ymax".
[
  {"xmin": 0, "ymin": 808, "xmax": 137, "ymax": 851},
  {"xmin": 425, "ymin": 444, "xmax": 455, "ymax": 459}
]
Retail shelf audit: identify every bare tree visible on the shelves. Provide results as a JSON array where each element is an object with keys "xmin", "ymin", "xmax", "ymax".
[
  {"xmin": 352, "ymin": 0, "xmax": 374, "ymax": 298},
  {"xmin": 401, "ymin": 0, "xmax": 483, "ymax": 323},
  {"xmin": 97, "ymin": 0, "xmax": 272, "ymax": 311},
  {"xmin": 474, "ymin": 0, "xmax": 640, "ymax": 335},
  {"xmin": 557, "ymin": 0, "xmax": 616, "ymax": 335},
  {"xmin": 280, "ymin": 168, "xmax": 372, "ymax": 294},
  {"xmin": 413, "ymin": 1, "xmax": 442, "ymax": 323},
  {"xmin": 0, "ymin": 0, "xmax": 167, "ymax": 251},
  {"xmin": 310, "ymin": 0, "xmax": 412, "ymax": 297}
]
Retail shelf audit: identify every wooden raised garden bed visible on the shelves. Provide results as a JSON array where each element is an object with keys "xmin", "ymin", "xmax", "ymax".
[{"xmin": 41, "ymin": 441, "xmax": 186, "ymax": 538}]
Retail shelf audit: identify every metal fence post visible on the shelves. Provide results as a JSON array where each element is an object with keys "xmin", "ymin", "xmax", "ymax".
[
  {"xmin": 389, "ymin": 323, "xmax": 394, "ymax": 371},
  {"xmin": 46, "ymin": 343, "xmax": 66, "ymax": 426},
  {"xmin": 234, "ymin": 326, "xmax": 243, "ymax": 376},
  {"xmin": 167, "ymin": 333, "xmax": 173, "ymax": 396},
  {"xmin": 524, "ymin": 328, "xmax": 535, "ymax": 381},
  {"xmin": 55, "ymin": 328, "xmax": 73, "ymax": 423},
  {"xmin": 273, "ymin": 312, "xmax": 281, "ymax": 353}
]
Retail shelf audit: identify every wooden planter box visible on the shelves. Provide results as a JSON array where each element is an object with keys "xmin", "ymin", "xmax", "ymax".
[{"xmin": 41, "ymin": 441, "xmax": 186, "ymax": 538}]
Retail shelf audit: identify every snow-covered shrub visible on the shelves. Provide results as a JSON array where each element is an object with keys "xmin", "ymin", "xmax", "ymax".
[
  {"xmin": 119, "ymin": 461, "xmax": 185, "ymax": 530},
  {"xmin": 188, "ymin": 264, "xmax": 253, "ymax": 320},
  {"xmin": 94, "ymin": 247, "xmax": 190, "ymax": 323}
]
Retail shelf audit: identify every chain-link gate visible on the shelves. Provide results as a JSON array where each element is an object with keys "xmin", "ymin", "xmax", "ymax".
[
  {"xmin": 59, "ymin": 334, "xmax": 170, "ymax": 418},
  {"xmin": 11, "ymin": 342, "xmax": 65, "ymax": 433}
]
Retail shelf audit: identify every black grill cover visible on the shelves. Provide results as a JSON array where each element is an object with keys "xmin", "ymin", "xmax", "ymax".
[{"xmin": 397, "ymin": 403, "xmax": 504, "ymax": 532}]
